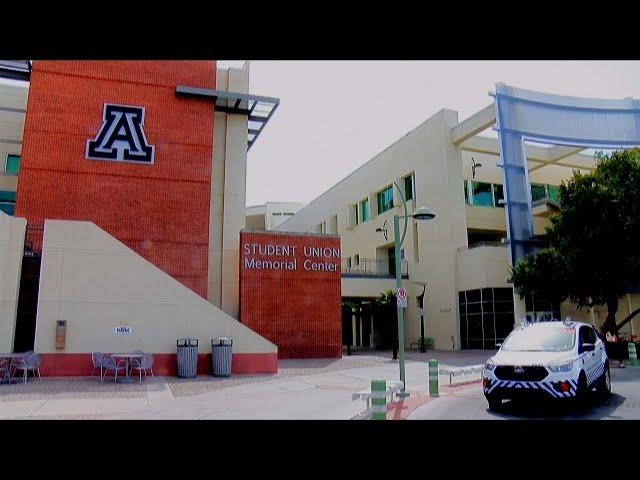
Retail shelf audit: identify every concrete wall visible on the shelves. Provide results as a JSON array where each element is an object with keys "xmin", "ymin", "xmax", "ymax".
[
  {"xmin": 0, "ymin": 211, "xmax": 26, "ymax": 352},
  {"xmin": 35, "ymin": 220, "xmax": 276, "ymax": 374}
]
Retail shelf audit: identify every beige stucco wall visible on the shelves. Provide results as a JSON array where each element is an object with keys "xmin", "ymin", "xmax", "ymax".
[
  {"xmin": 455, "ymin": 245, "xmax": 511, "ymax": 292},
  {"xmin": 279, "ymin": 110, "xmax": 468, "ymax": 350},
  {"xmin": 0, "ymin": 212, "xmax": 26, "ymax": 352},
  {"xmin": 207, "ymin": 66, "xmax": 249, "ymax": 319},
  {"xmin": 35, "ymin": 220, "xmax": 276, "ymax": 355}
]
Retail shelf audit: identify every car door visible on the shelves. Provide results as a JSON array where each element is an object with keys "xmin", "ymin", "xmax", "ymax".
[{"xmin": 578, "ymin": 326, "xmax": 598, "ymax": 386}]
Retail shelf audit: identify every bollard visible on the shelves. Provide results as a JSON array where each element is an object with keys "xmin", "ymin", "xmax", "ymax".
[
  {"xmin": 370, "ymin": 379, "xmax": 387, "ymax": 420},
  {"xmin": 428, "ymin": 359, "xmax": 439, "ymax": 397},
  {"xmin": 629, "ymin": 342, "xmax": 638, "ymax": 367}
]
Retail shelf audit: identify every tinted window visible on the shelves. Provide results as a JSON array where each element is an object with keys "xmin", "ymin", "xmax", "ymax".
[
  {"xmin": 502, "ymin": 326, "xmax": 575, "ymax": 352},
  {"xmin": 471, "ymin": 182, "xmax": 492, "ymax": 207}
]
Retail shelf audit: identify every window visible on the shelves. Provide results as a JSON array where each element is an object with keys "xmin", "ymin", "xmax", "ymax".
[
  {"xmin": 377, "ymin": 185, "xmax": 394, "ymax": 214},
  {"xmin": 531, "ymin": 183, "xmax": 546, "ymax": 202},
  {"xmin": 471, "ymin": 181, "xmax": 492, "ymax": 207},
  {"xmin": 463, "ymin": 180, "xmax": 469, "ymax": 205},
  {"xmin": 352, "ymin": 204, "xmax": 359, "ymax": 226},
  {"xmin": 459, "ymin": 288, "xmax": 515, "ymax": 349},
  {"xmin": 4, "ymin": 154, "xmax": 20, "ymax": 175},
  {"xmin": 360, "ymin": 198, "xmax": 369, "ymax": 222},
  {"xmin": 403, "ymin": 173, "xmax": 414, "ymax": 201},
  {"xmin": 547, "ymin": 185, "xmax": 560, "ymax": 203},
  {"xmin": 0, "ymin": 190, "xmax": 16, "ymax": 216},
  {"xmin": 353, "ymin": 254, "xmax": 359, "ymax": 265},
  {"xmin": 493, "ymin": 184, "xmax": 504, "ymax": 208},
  {"xmin": 316, "ymin": 223, "xmax": 323, "ymax": 234}
]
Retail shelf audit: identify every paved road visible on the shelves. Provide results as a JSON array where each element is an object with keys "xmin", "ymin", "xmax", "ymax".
[{"xmin": 409, "ymin": 366, "xmax": 640, "ymax": 420}]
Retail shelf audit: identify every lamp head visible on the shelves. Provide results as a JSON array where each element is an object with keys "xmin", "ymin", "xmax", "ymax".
[{"xmin": 412, "ymin": 206, "xmax": 436, "ymax": 221}]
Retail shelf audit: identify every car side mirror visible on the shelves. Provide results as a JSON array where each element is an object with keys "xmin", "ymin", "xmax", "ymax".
[{"xmin": 581, "ymin": 343, "xmax": 595, "ymax": 352}]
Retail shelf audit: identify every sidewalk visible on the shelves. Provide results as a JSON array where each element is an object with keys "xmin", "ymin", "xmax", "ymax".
[{"xmin": 0, "ymin": 350, "xmax": 493, "ymax": 419}]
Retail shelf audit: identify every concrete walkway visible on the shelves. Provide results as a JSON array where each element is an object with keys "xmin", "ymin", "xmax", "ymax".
[{"xmin": 0, "ymin": 350, "xmax": 492, "ymax": 419}]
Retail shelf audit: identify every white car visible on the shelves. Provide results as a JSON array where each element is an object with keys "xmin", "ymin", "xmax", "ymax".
[{"xmin": 482, "ymin": 320, "xmax": 611, "ymax": 411}]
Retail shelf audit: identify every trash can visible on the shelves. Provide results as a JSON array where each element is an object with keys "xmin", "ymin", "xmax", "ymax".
[
  {"xmin": 211, "ymin": 337, "xmax": 233, "ymax": 377},
  {"xmin": 177, "ymin": 338, "xmax": 198, "ymax": 378}
]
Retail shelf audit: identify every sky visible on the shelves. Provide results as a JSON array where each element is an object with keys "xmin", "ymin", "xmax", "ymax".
[{"xmin": 235, "ymin": 61, "xmax": 640, "ymax": 208}]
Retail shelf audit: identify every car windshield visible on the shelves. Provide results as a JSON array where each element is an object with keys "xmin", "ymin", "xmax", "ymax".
[{"xmin": 501, "ymin": 326, "xmax": 575, "ymax": 352}]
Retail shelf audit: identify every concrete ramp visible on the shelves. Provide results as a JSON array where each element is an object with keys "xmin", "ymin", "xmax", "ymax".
[{"xmin": 35, "ymin": 220, "xmax": 277, "ymax": 375}]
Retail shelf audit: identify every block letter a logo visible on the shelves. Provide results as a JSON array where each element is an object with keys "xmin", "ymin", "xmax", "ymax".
[{"xmin": 86, "ymin": 103, "xmax": 155, "ymax": 164}]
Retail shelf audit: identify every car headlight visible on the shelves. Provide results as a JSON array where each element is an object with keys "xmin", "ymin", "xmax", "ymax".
[
  {"xmin": 547, "ymin": 360, "xmax": 574, "ymax": 373},
  {"xmin": 484, "ymin": 359, "xmax": 497, "ymax": 372}
]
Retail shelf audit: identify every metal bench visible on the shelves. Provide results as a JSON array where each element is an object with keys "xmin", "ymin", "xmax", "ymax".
[
  {"xmin": 352, "ymin": 380, "xmax": 404, "ymax": 415},
  {"xmin": 438, "ymin": 364, "xmax": 484, "ymax": 385}
]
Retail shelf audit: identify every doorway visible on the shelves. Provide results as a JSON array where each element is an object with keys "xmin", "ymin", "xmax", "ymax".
[{"xmin": 13, "ymin": 254, "xmax": 41, "ymax": 353}]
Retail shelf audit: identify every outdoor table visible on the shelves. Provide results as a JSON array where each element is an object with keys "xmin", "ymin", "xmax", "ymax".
[
  {"xmin": 0, "ymin": 353, "xmax": 26, "ymax": 384},
  {"xmin": 110, "ymin": 353, "xmax": 143, "ymax": 384}
]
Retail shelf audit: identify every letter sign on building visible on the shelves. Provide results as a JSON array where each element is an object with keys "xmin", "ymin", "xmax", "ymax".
[{"xmin": 86, "ymin": 103, "xmax": 155, "ymax": 164}]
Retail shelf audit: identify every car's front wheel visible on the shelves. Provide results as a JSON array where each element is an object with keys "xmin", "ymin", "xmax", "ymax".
[
  {"xmin": 595, "ymin": 362, "xmax": 611, "ymax": 397},
  {"xmin": 575, "ymin": 371, "xmax": 589, "ymax": 408}
]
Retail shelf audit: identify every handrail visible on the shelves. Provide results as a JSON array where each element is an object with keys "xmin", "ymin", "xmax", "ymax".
[{"xmin": 341, "ymin": 258, "xmax": 408, "ymax": 277}]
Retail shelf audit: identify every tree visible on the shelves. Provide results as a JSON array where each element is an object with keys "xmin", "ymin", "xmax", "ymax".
[{"xmin": 512, "ymin": 148, "xmax": 640, "ymax": 335}]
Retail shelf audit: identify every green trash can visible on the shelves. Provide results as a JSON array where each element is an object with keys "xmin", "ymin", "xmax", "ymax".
[
  {"xmin": 211, "ymin": 337, "xmax": 233, "ymax": 377},
  {"xmin": 177, "ymin": 338, "xmax": 198, "ymax": 378}
]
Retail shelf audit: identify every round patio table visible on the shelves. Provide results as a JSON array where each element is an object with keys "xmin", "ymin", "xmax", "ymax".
[
  {"xmin": 110, "ymin": 353, "xmax": 143, "ymax": 384},
  {"xmin": 0, "ymin": 353, "xmax": 26, "ymax": 384}
]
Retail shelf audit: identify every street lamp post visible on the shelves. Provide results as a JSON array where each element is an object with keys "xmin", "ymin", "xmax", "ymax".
[{"xmin": 378, "ymin": 180, "xmax": 436, "ymax": 397}]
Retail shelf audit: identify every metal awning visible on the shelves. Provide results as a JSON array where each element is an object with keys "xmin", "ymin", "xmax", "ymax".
[
  {"xmin": 0, "ymin": 61, "xmax": 31, "ymax": 81},
  {"xmin": 176, "ymin": 85, "xmax": 279, "ymax": 151}
]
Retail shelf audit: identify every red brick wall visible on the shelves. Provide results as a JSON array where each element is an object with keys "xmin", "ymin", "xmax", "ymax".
[
  {"xmin": 239, "ymin": 230, "xmax": 342, "ymax": 358},
  {"xmin": 15, "ymin": 61, "xmax": 215, "ymax": 297}
]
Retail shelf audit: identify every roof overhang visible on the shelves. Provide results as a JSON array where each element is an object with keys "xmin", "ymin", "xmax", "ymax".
[{"xmin": 175, "ymin": 85, "xmax": 279, "ymax": 151}]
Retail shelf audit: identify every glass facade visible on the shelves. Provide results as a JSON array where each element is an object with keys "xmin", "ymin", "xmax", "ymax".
[
  {"xmin": 471, "ymin": 181, "xmax": 493, "ymax": 207},
  {"xmin": 531, "ymin": 183, "xmax": 546, "ymax": 202},
  {"xmin": 4, "ymin": 154, "xmax": 20, "ymax": 175},
  {"xmin": 404, "ymin": 174, "xmax": 414, "ymax": 201},
  {"xmin": 0, "ymin": 190, "xmax": 16, "ymax": 216},
  {"xmin": 493, "ymin": 184, "xmax": 504, "ymax": 208},
  {"xmin": 360, "ymin": 198, "xmax": 369, "ymax": 222},
  {"xmin": 377, "ymin": 186, "xmax": 393, "ymax": 214},
  {"xmin": 547, "ymin": 185, "xmax": 560, "ymax": 203},
  {"xmin": 459, "ymin": 288, "xmax": 515, "ymax": 349}
]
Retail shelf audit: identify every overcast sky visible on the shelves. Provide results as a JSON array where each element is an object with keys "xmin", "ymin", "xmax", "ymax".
[{"xmin": 236, "ymin": 61, "xmax": 640, "ymax": 207}]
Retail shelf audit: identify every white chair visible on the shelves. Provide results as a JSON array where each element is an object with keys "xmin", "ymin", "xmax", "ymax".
[
  {"xmin": 102, "ymin": 355, "xmax": 127, "ymax": 383},
  {"xmin": 91, "ymin": 352, "xmax": 106, "ymax": 381},
  {"xmin": 11, "ymin": 351, "xmax": 40, "ymax": 384},
  {"xmin": 130, "ymin": 354, "xmax": 154, "ymax": 383}
]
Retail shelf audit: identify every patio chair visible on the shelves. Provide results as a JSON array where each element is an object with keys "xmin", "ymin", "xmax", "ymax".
[
  {"xmin": 91, "ymin": 352, "xmax": 106, "ymax": 381},
  {"xmin": 128, "ymin": 350, "xmax": 144, "ymax": 374},
  {"xmin": 102, "ymin": 355, "xmax": 127, "ymax": 383},
  {"xmin": 130, "ymin": 354, "xmax": 154, "ymax": 383},
  {"xmin": 11, "ymin": 351, "xmax": 40, "ymax": 384}
]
